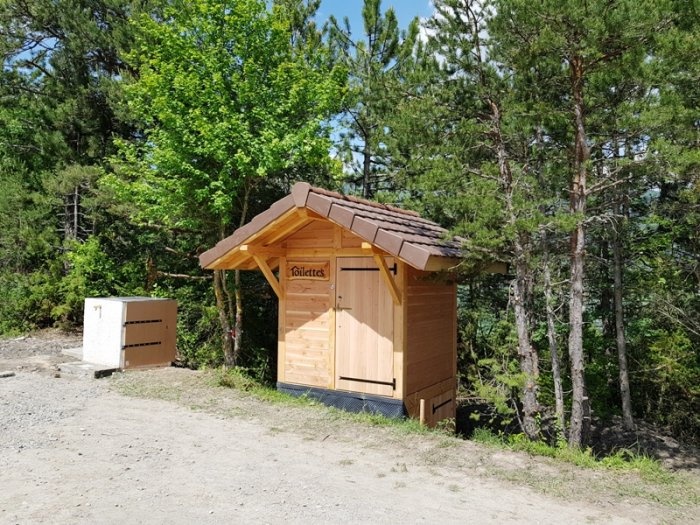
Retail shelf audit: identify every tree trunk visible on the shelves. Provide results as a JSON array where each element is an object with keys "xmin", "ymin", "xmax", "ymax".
[
  {"xmin": 567, "ymin": 55, "xmax": 591, "ymax": 448},
  {"xmin": 469, "ymin": 6, "xmax": 538, "ymax": 439},
  {"xmin": 526, "ymin": 272, "xmax": 540, "ymax": 380},
  {"xmin": 513, "ymin": 249, "xmax": 539, "ymax": 440},
  {"xmin": 599, "ymin": 239, "xmax": 615, "ymax": 389},
  {"xmin": 613, "ymin": 203, "xmax": 635, "ymax": 431},
  {"xmin": 73, "ymin": 185, "xmax": 79, "ymax": 240},
  {"xmin": 490, "ymin": 99, "xmax": 539, "ymax": 440},
  {"xmin": 229, "ymin": 183, "xmax": 252, "ymax": 366},
  {"xmin": 213, "ymin": 268, "xmax": 235, "ymax": 367},
  {"xmin": 63, "ymin": 191, "xmax": 76, "ymax": 243},
  {"xmin": 232, "ymin": 268, "xmax": 243, "ymax": 365},
  {"xmin": 543, "ymin": 241, "xmax": 566, "ymax": 440},
  {"xmin": 362, "ymin": 138, "xmax": 372, "ymax": 199}
]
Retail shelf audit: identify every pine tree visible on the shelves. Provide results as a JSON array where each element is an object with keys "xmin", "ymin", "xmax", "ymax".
[
  {"xmin": 491, "ymin": 0, "xmax": 674, "ymax": 446},
  {"xmin": 328, "ymin": 0, "xmax": 418, "ymax": 198},
  {"xmin": 384, "ymin": 0, "xmax": 545, "ymax": 439}
]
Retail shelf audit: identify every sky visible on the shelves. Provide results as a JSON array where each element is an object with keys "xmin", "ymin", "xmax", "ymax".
[{"xmin": 315, "ymin": 0, "xmax": 433, "ymax": 34}]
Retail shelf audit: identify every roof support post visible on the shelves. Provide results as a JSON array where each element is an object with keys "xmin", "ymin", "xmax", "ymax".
[
  {"xmin": 252, "ymin": 255, "xmax": 282, "ymax": 298},
  {"xmin": 373, "ymin": 252, "xmax": 402, "ymax": 306}
]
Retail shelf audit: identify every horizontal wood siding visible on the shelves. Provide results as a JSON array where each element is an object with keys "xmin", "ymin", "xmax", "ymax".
[
  {"xmin": 284, "ymin": 220, "xmax": 334, "ymax": 249},
  {"xmin": 284, "ymin": 279, "xmax": 332, "ymax": 388},
  {"xmin": 405, "ymin": 269, "xmax": 456, "ymax": 397},
  {"xmin": 281, "ymin": 224, "xmax": 335, "ymax": 388},
  {"xmin": 122, "ymin": 300, "xmax": 177, "ymax": 369}
]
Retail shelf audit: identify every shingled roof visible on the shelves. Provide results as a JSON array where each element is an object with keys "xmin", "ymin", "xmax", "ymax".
[{"xmin": 199, "ymin": 182, "xmax": 463, "ymax": 271}]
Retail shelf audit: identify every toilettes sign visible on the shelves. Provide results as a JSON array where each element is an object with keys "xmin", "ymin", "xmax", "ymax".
[{"xmin": 287, "ymin": 261, "xmax": 330, "ymax": 281}]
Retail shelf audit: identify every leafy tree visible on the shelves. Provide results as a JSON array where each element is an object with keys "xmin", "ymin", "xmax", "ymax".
[{"xmin": 111, "ymin": 0, "xmax": 344, "ymax": 366}]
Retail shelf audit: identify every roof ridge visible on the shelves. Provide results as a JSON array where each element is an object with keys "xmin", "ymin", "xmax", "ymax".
[{"xmin": 309, "ymin": 185, "xmax": 421, "ymax": 218}]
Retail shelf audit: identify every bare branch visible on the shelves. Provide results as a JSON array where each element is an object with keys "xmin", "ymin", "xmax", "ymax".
[{"xmin": 156, "ymin": 271, "xmax": 209, "ymax": 281}]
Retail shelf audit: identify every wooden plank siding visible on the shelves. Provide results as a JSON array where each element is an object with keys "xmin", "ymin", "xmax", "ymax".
[
  {"xmin": 281, "ymin": 222, "xmax": 335, "ymax": 389},
  {"xmin": 404, "ymin": 267, "xmax": 457, "ymax": 413},
  {"xmin": 283, "ymin": 275, "xmax": 333, "ymax": 388},
  {"xmin": 279, "ymin": 223, "xmax": 407, "ymax": 398},
  {"xmin": 122, "ymin": 299, "xmax": 177, "ymax": 370},
  {"xmin": 283, "ymin": 220, "xmax": 335, "ymax": 249},
  {"xmin": 335, "ymin": 256, "xmax": 394, "ymax": 397},
  {"xmin": 274, "ymin": 217, "xmax": 456, "ymax": 425}
]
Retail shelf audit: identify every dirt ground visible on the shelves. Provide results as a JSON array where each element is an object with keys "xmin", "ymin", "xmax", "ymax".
[{"xmin": 1, "ymin": 331, "xmax": 698, "ymax": 524}]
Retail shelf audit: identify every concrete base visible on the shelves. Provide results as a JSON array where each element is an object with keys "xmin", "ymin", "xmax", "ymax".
[
  {"xmin": 61, "ymin": 347, "xmax": 83, "ymax": 360},
  {"xmin": 59, "ymin": 361, "xmax": 118, "ymax": 379}
]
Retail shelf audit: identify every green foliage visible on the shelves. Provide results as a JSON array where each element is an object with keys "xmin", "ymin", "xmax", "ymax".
[
  {"xmin": 0, "ymin": 0, "xmax": 698, "ymax": 450},
  {"xmin": 173, "ymin": 292, "xmax": 221, "ymax": 368},
  {"xmin": 473, "ymin": 429, "xmax": 672, "ymax": 482},
  {"xmin": 0, "ymin": 0, "xmax": 157, "ymax": 331},
  {"xmin": 216, "ymin": 366, "xmax": 262, "ymax": 392},
  {"xmin": 457, "ymin": 279, "xmax": 522, "ymax": 428},
  {"xmin": 112, "ymin": 0, "xmax": 344, "ymax": 231},
  {"xmin": 635, "ymin": 329, "xmax": 700, "ymax": 442}
]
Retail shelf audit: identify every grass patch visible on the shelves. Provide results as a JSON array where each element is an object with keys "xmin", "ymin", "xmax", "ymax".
[
  {"xmin": 329, "ymin": 407, "xmax": 428, "ymax": 434},
  {"xmin": 472, "ymin": 428, "xmax": 673, "ymax": 482},
  {"xmin": 111, "ymin": 371, "xmax": 185, "ymax": 402},
  {"xmin": 215, "ymin": 366, "xmax": 435, "ymax": 435},
  {"xmin": 215, "ymin": 367, "xmax": 319, "ymax": 406}
]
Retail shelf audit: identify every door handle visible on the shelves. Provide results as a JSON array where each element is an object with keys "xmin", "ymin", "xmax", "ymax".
[{"xmin": 335, "ymin": 306, "xmax": 352, "ymax": 311}]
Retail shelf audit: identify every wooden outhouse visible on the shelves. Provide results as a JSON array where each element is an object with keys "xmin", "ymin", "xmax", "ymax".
[{"xmin": 199, "ymin": 183, "xmax": 463, "ymax": 426}]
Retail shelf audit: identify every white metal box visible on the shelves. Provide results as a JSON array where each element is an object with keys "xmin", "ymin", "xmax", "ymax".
[{"xmin": 82, "ymin": 297, "xmax": 177, "ymax": 369}]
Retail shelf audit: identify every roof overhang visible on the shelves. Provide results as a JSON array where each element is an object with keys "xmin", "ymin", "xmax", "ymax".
[{"xmin": 199, "ymin": 183, "xmax": 463, "ymax": 272}]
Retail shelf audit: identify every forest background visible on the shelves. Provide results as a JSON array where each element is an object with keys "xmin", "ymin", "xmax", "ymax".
[{"xmin": 0, "ymin": 0, "xmax": 697, "ymax": 448}]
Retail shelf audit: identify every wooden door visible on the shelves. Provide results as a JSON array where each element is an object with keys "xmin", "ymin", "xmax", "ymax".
[{"xmin": 335, "ymin": 257, "xmax": 394, "ymax": 397}]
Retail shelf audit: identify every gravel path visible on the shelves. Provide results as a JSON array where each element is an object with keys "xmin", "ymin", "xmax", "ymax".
[{"xmin": 1, "ymin": 331, "xmax": 698, "ymax": 524}]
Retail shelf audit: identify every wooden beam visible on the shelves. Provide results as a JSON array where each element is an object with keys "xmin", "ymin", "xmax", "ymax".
[
  {"xmin": 373, "ymin": 253, "xmax": 402, "ymax": 305},
  {"xmin": 252, "ymin": 255, "xmax": 282, "ymax": 298},
  {"xmin": 239, "ymin": 244, "xmax": 285, "ymax": 257},
  {"xmin": 297, "ymin": 208, "xmax": 327, "ymax": 221},
  {"xmin": 285, "ymin": 247, "xmax": 377, "ymax": 258},
  {"xmin": 259, "ymin": 215, "xmax": 310, "ymax": 246},
  {"xmin": 393, "ymin": 261, "xmax": 406, "ymax": 400},
  {"xmin": 424, "ymin": 256, "xmax": 461, "ymax": 272},
  {"xmin": 360, "ymin": 241, "xmax": 389, "ymax": 254},
  {"xmin": 277, "ymin": 257, "xmax": 287, "ymax": 383}
]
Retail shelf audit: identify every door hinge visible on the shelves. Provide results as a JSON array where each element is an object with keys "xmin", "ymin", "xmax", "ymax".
[
  {"xmin": 340, "ymin": 263, "xmax": 397, "ymax": 275},
  {"xmin": 432, "ymin": 398, "xmax": 453, "ymax": 414},
  {"xmin": 339, "ymin": 376, "xmax": 396, "ymax": 390}
]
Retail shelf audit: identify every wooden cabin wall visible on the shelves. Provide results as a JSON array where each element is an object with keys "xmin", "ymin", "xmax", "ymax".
[
  {"xmin": 276, "ymin": 218, "xmax": 456, "ymax": 426},
  {"xmin": 279, "ymin": 221, "xmax": 336, "ymax": 388},
  {"xmin": 403, "ymin": 267, "xmax": 457, "ymax": 425},
  {"xmin": 277, "ymin": 220, "xmax": 406, "ymax": 399}
]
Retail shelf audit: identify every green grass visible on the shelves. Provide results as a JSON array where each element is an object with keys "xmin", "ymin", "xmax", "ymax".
[
  {"xmin": 471, "ymin": 428, "xmax": 674, "ymax": 483},
  {"xmin": 214, "ymin": 367, "xmax": 318, "ymax": 406},
  {"xmin": 215, "ymin": 366, "xmax": 432, "ymax": 434}
]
